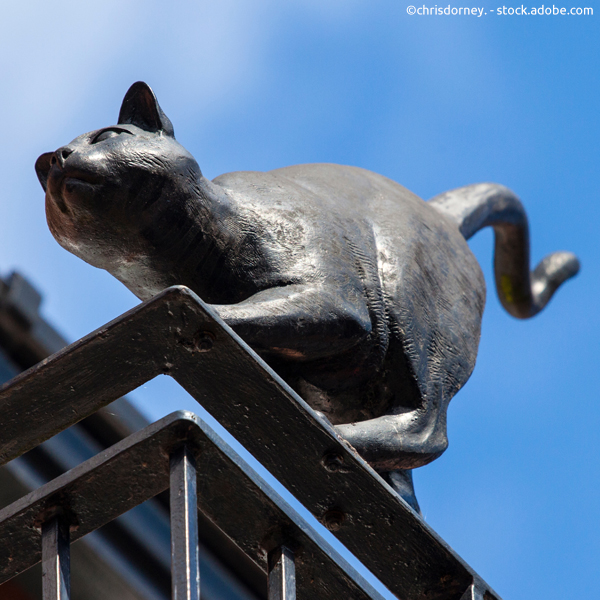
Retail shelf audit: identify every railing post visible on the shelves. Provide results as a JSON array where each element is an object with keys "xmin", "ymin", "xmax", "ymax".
[
  {"xmin": 170, "ymin": 444, "xmax": 200, "ymax": 600},
  {"xmin": 460, "ymin": 580, "xmax": 487, "ymax": 600},
  {"xmin": 42, "ymin": 515, "xmax": 70, "ymax": 600},
  {"xmin": 268, "ymin": 546, "xmax": 296, "ymax": 600}
]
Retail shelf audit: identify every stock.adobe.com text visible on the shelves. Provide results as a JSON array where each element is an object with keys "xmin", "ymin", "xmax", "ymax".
[{"xmin": 406, "ymin": 5, "xmax": 593, "ymax": 16}]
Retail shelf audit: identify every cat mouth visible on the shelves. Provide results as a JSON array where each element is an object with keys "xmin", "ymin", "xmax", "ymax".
[
  {"xmin": 63, "ymin": 175, "xmax": 99, "ymax": 191},
  {"xmin": 47, "ymin": 164, "xmax": 100, "ymax": 189},
  {"xmin": 46, "ymin": 168, "xmax": 101, "ymax": 215},
  {"xmin": 48, "ymin": 169, "xmax": 100, "ymax": 198},
  {"xmin": 60, "ymin": 169, "xmax": 100, "ymax": 187}
]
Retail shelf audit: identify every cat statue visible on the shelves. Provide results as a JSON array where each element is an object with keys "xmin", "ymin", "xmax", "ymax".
[{"xmin": 35, "ymin": 82, "xmax": 579, "ymax": 511}]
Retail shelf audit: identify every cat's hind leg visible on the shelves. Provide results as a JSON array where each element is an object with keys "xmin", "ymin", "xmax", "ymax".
[{"xmin": 334, "ymin": 405, "xmax": 449, "ymax": 473}]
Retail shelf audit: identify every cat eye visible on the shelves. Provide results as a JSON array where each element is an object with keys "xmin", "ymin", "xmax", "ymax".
[{"xmin": 92, "ymin": 128, "xmax": 132, "ymax": 144}]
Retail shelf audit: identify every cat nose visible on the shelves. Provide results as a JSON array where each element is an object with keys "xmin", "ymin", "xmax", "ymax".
[{"xmin": 53, "ymin": 146, "xmax": 73, "ymax": 168}]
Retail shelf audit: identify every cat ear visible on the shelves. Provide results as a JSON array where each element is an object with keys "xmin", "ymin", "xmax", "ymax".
[
  {"xmin": 118, "ymin": 82, "xmax": 175, "ymax": 137},
  {"xmin": 35, "ymin": 152, "xmax": 53, "ymax": 192}
]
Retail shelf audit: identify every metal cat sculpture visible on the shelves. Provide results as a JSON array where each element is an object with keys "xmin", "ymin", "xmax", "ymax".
[{"xmin": 35, "ymin": 82, "xmax": 579, "ymax": 511}]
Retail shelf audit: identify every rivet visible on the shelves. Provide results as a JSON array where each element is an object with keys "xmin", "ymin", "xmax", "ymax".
[
  {"xmin": 322, "ymin": 508, "xmax": 345, "ymax": 530},
  {"xmin": 195, "ymin": 331, "xmax": 215, "ymax": 352},
  {"xmin": 321, "ymin": 452, "xmax": 345, "ymax": 472}
]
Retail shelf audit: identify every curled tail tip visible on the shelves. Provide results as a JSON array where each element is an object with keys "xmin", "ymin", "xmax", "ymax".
[
  {"xmin": 561, "ymin": 251, "xmax": 581, "ymax": 277},
  {"xmin": 526, "ymin": 250, "xmax": 580, "ymax": 318},
  {"xmin": 536, "ymin": 250, "xmax": 581, "ymax": 283}
]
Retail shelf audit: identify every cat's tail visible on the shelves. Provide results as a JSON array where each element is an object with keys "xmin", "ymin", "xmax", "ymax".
[{"xmin": 429, "ymin": 183, "xmax": 580, "ymax": 319}]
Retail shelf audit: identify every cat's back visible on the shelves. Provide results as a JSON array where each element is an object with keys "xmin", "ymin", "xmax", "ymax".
[{"xmin": 269, "ymin": 163, "xmax": 424, "ymax": 218}]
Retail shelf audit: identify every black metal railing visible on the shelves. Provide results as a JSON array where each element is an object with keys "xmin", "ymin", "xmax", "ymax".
[
  {"xmin": 1, "ymin": 412, "xmax": 385, "ymax": 600},
  {"xmin": 0, "ymin": 286, "xmax": 500, "ymax": 600}
]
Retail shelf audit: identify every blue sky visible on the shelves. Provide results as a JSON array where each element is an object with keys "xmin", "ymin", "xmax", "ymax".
[{"xmin": 0, "ymin": 2, "xmax": 598, "ymax": 598}]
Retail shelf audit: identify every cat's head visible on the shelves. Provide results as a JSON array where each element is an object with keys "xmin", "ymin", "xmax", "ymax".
[{"xmin": 36, "ymin": 82, "xmax": 203, "ymax": 297}]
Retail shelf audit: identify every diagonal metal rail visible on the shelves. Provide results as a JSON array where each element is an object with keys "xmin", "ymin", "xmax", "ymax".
[{"xmin": 0, "ymin": 286, "xmax": 500, "ymax": 600}]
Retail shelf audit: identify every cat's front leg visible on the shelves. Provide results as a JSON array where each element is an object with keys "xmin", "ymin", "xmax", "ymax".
[{"xmin": 211, "ymin": 283, "xmax": 372, "ymax": 361}]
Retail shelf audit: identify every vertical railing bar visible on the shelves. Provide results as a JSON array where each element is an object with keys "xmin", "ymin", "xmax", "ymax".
[
  {"xmin": 460, "ymin": 580, "xmax": 487, "ymax": 600},
  {"xmin": 268, "ymin": 545, "xmax": 296, "ymax": 600},
  {"xmin": 170, "ymin": 444, "xmax": 200, "ymax": 600},
  {"xmin": 41, "ymin": 515, "xmax": 70, "ymax": 600}
]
